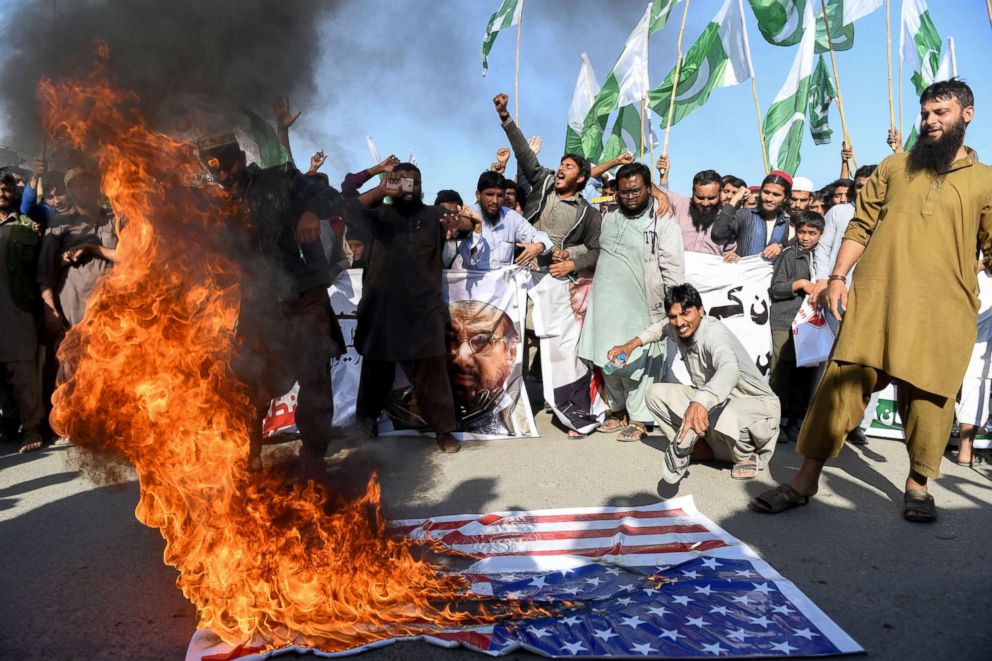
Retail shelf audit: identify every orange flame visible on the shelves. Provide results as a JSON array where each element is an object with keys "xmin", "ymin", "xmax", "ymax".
[{"xmin": 38, "ymin": 54, "xmax": 533, "ymax": 652}]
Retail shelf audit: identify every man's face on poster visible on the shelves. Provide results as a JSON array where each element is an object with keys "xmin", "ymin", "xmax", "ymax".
[{"xmin": 445, "ymin": 300, "xmax": 518, "ymax": 413}]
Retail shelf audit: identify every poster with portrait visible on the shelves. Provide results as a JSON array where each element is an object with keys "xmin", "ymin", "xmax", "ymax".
[
  {"xmin": 666, "ymin": 253, "xmax": 775, "ymax": 383},
  {"xmin": 263, "ymin": 268, "xmax": 538, "ymax": 441}
]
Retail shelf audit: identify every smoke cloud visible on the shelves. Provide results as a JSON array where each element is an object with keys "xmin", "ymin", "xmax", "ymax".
[{"xmin": 0, "ymin": 0, "xmax": 336, "ymax": 156}]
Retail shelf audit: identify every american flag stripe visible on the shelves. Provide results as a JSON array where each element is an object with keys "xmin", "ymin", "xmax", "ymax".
[
  {"xmin": 438, "ymin": 522, "xmax": 713, "ymax": 545},
  {"xmin": 390, "ymin": 506, "xmax": 691, "ymax": 536},
  {"xmin": 451, "ymin": 538, "xmax": 729, "ymax": 558}
]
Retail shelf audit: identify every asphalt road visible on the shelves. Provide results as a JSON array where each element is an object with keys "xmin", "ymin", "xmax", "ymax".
[{"xmin": 2, "ymin": 404, "xmax": 990, "ymax": 660}]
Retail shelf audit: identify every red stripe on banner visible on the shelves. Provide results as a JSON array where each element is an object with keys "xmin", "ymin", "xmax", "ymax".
[
  {"xmin": 466, "ymin": 538, "xmax": 728, "ymax": 558},
  {"xmin": 201, "ymin": 643, "xmax": 270, "ymax": 661},
  {"xmin": 390, "ymin": 507, "xmax": 690, "ymax": 535},
  {"xmin": 431, "ymin": 630, "xmax": 495, "ymax": 651},
  {"xmin": 440, "ymin": 523, "xmax": 711, "ymax": 545}
]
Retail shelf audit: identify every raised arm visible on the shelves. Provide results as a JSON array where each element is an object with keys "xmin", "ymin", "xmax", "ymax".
[
  {"xmin": 494, "ymin": 93, "xmax": 549, "ymax": 187},
  {"xmin": 591, "ymin": 152, "xmax": 634, "ymax": 181},
  {"xmin": 711, "ymin": 188, "xmax": 748, "ymax": 244},
  {"xmin": 273, "ymin": 95, "xmax": 301, "ymax": 160}
]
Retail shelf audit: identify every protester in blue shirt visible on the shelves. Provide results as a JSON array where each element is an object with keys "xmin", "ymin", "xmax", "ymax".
[
  {"xmin": 712, "ymin": 171, "xmax": 792, "ymax": 260},
  {"xmin": 455, "ymin": 171, "xmax": 551, "ymax": 270}
]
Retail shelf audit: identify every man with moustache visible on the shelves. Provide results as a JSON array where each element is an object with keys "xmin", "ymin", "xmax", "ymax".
[
  {"xmin": 653, "ymin": 158, "xmax": 735, "ymax": 257},
  {"xmin": 608, "ymin": 283, "xmax": 780, "ymax": 483},
  {"xmin": 445, "ymin": 300, "xmax": 520, "ymax": 435},
  {"xmin": 713, "ymin": 171, "xmax": 792, "ymax": 260},
  {"xmin": 353, "ymin": 164, "xmax": 475, "ymax": 453},
  {"xmin": 751, "ymin": 80, "xmax": 992, "ymax": 523},
  {"xmin": 455, "ymin": 170, "xmax": 550, "ymax": 270},
  {"xmin": 494, "ymin": 93, "xmax": 601, "ymax": 279},
  {"xmin": 578, "ymin": 162, "xmax": 684, "ymax": 442}
]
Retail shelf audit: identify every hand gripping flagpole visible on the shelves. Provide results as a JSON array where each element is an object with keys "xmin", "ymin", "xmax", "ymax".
[
  {"xmin": 661, "ymin": 0, "xmax": 691, "ymax": 179},
  {"xmin": 819, "ymin": 0, "xmax": 857, "ymax": 171}
]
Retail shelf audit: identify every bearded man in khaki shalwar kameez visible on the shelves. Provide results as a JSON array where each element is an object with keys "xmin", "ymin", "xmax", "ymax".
[{"xmin": 751, "ymin": 80, "xmax": 992, "ymax": 523}]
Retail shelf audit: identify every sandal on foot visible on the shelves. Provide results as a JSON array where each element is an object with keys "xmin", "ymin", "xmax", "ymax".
[
  {"xmin": 18, "ymin": 431, "xmax": 43, "ymax": 454},
  {"xmin": 436, "ymin": 433, "xmax": 460, "ymax": 453},
  {"xmin": 597, "ymin": 417, "xmax": 626, "ymax": 434},
  {"xmin": 731, "ymin": 455, "xmax": 758, "ymax": 480},
  {"xmin": 617, "ymin": 423, "xmax": 647, "ymax": 443},
  {"xmin": 749, "ymin": 484, "xmax": 811, "ymax": 514},
  {"xmin": 660, "ymin": 428, "xmax": 699, "ymax": 484},
  {"xmin": 903, "ymin": 488, "xmax": 937, "ymax": 523}
]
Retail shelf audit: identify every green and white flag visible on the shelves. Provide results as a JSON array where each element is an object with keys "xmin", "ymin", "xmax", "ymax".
[
  {"xmin": 763, "ymin": 0, "xmax": 816, "ymax": 174},
  {"xmin": 600, "ymin": 105, "xmax": 644, "ymax": 164},
  {"xmin": 481, "ymin": 0, "xmax": 523, "ymax": 76},
  {"xmin": 650, "ymin": 0, "xmax": 681, "ymax": 35},
  {"xmin": 900, "ymin": 0, "xmax": 942, "ymax": 95},
  {"xmin": 814, "ymin": 0, "xmax": 854, "ymax": 53},
  {"xmin": 808, "ymin": 55, "xmax": 836, "ymax": 144},
  {"xmin": 935, "ymin": 35, "xmax": 957, "ymax": 82},
  {"xmin": 648, "ymin": 0, "xmax": 753, "ymax": 127},
  {"xmin": 565, "ymin": 53, "xmax": 602, "ymax": 156},
  {"xmin": 243, "ymin": 108, "xmax": 291, "ymax": 168},
  {"xmin": 580, "ymin": 3, "xmax": 652, "ymax": 162},
  {"xmin": 750, "ymin": 0, "xmax": 806, "ymax": 46},
  {"xmin": 841, "ymin": 0, "xmax": 883, "ymax": 24}
]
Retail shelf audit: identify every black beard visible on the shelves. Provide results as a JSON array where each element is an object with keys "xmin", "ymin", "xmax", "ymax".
[
  {"xmin": 620, "ymin": 200, "xmax": 650, "ymax": 218},
  {"xmin": 689, "ymin": 204, "xmax": 718, "ymax": 230},
  {"xmin": 908, "ymin": 118, "xmax": 966, "ymax": 175}
]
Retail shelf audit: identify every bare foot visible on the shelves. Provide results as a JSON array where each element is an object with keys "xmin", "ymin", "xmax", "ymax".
[{"xmin": 437, "ymin": 433, "xmax": 460, "ymax": 453}]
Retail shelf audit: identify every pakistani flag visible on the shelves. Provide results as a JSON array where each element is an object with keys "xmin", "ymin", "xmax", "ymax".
[
  {"xmin": 600, "ymin": 105, "xmax": 644, "ymax": 164},
  {"xmin": 900, "ymin": 0, "xmax": 942, "ymax": 95},
  {"xmin": 814, "ymin": 0, "xmax": 854, "ymax": 53},
  {"xmin": 750, "ymin": 0, "xmax": 806, "ymax": 46},
  {"xmin": 650, "ymin": 0, "xmax": 681, "ymax": 35},
  {"xmin": 580, "ymin": 3, "xmax": 652, "ymax": 162},
  {"xmin": 763, "ymin": 0, "xmax": 816, "ymax": 174},
  {"xmin": 481, "ymin": 0, "xmax": 523, "ymax": 76},
  {"xmin": 565, "ymin": 53, "xmax": 603, "ymax": 156},
  {"xmin": 243, "ymin": 108, "xmax": 291, "ymax": 168},
  {"xmin": 648, "ymin": 0, "xmax": 753, "ymax": 127},
  {"xmin": 808, "ymin": 55, "xmax": 836, "ymax": 144},
  {"xmin": 841, "ymin": 0, "xmax": 883, "ymax": 24},
  {"xmin": 935, "ymin": 35, "xmax": 957, "ymax": 83}
]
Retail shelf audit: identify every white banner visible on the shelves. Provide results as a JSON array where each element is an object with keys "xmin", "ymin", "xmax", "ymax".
[
  {"xmin": 528, "ymin": 273, "xmax": 607, "ymax": 434},
  {"xmin": 263, "ymin": 268, "xmax": 538, "ymax": 441},
  {"xmin": 668, "ymin": 253, "xmax": 775, "ymax": 383}
]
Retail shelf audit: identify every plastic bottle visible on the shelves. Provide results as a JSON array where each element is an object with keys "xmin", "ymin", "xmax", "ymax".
[{"xmin": 603, "ymin": 352, "xmax": 626, "ymax": 375}]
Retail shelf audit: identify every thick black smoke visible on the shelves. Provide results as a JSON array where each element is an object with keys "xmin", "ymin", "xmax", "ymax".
[{"xmin": 0, "ymin": 0, "xmax": 335, "ymax": 156}]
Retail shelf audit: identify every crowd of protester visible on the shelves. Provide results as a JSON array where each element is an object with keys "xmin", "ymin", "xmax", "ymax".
[{"xmin": 2, "ymin": 80, "xmax": 989, "ymax": 520}]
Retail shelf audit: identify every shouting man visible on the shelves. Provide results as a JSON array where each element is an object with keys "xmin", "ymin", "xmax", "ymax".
[
  {"xmin": 751, "ymin": 80, "xmax": 992, "ymax": 522},
  {"xmin": 494, "ymin": 93, "xmax": 601, "ymax": 279}
]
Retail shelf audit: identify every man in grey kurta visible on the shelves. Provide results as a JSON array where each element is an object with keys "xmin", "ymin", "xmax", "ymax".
[
  {"xmin": 0, "ymin": 173, "xmax": 43, "ymax": 451},
  {"xmin": 609, "ymin": 284, "xmax": 779, "ymax": 480},
  {"xmin": 578, "ymin": 163, "xmax": 683, "ymax": 440}
]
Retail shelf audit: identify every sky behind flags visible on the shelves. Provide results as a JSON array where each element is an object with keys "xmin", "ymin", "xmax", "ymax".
[
  {"xmin": 188, "ymin": 497, "xmax": 863, "ymax": 659},
  {"xmin": 255, "ymin": 0, "xmax": 992, "ymax": 202}
]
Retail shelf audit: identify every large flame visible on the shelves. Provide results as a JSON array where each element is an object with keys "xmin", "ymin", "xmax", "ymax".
[{"xmin": 38, "ymin": 53, "xmax": 523, "ymax": 652}]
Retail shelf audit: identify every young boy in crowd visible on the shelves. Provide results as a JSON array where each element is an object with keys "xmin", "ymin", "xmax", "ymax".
[{"xmin": 768, "ymin": 211, "xmax": 825, "ymax": 442}]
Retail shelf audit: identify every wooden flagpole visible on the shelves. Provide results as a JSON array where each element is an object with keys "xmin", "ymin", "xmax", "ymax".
[
  {"xmin": 514, "ymin": 0, "xmax": 525, "ymax": 123},
  {"xmin": 819, "ymin": 0, "xmax": 857, "ymax": 170},
  {"xmin": 885, "ymin": 0, "xmax": 896, "ymax": 150},
  {"xmin": 738, "ymin": 3, "xmax": 769, "ymax": 173},
  {"xmin": 661, "ymin": 0, "xmax": 691, "ymax": 177},
  {"xmin": 987, "ymin": 0, "xmax": 992, "ymax": 32},
  {"xmin": 640, "ymin": 97, "xmax": 647, "ymax": 162}
]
